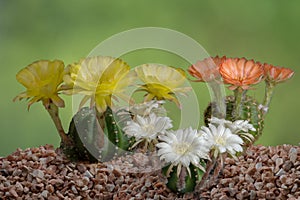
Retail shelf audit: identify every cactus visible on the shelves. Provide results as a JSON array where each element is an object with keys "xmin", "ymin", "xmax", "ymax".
[
  {"xmin": 65, "ymin": 107, "xmax": 102, "ymax": 162},
  {"xmin": 204, "ymin": 95, "xmax": 264, "ymax": 144},
  {"xmin": 162, "ymin": 163, "xmax": 205, "ymax": 194},
  {"xmin": 65, "ymin": 106, "xmax": 130, "ymax": 162},
  {"xmin": 101, "ymin": 106, "xmax": 131, "ymax": 160}
]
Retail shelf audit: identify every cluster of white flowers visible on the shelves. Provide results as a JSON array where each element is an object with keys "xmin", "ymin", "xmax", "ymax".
[{"xmin": 122, "ymin": 101, "xmax": 255, "ymax": 176}]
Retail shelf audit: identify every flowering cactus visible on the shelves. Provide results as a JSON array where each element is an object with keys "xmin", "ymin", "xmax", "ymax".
[
  {"xmin": 63, "ymin": 56, "xmax": 136, "ymax": 161},
  {"xmin": 14, "ymin": 54, "xmax": 294, "ymax": 194},
  {"xmin": 157, "ymin": 128, "xmax": 209, "ymax": 193},
  {"xmin": 204, "ymin": 95, "xmax": 264, "ymax": 144},
  {"xmin": 189, "ymin": 56, "xmax": 294, "ymax": 144},
  {"xmin": 14, "ymin": 56, "xmax": 137, "ymax": 162}
]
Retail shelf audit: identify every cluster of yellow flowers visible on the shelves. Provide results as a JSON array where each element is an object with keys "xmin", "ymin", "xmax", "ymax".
[{"xmin": 14, "ymin": 56, "xmax": 190, "ymax": 113}]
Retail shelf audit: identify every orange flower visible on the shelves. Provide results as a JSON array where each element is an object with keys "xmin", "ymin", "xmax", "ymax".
[
  {"xmin": 219, "ymin": 58, "xmax": 264, "ymax": 90},
  {"xmin": 188, "ymin": 56, "xmax": 226, "ymax": 82},
  {"xmin": 263, "ymin": 64, "xmax": 294, "ymax": 84}
]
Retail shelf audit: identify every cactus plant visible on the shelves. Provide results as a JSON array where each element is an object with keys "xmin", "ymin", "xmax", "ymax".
[
  {"xmin": 102, "ymin": 106, "xmax": 131, "ymax": 160},
  {"xmin": 66, "ymin": 106, "xmax": 131, "ymax": 162},
  {"xmin": 162, "ymin": 163, "xmax": 205, "ymax": 194},
  {"xmin": 66, "ymin": 107, "xmax": 101, "ymax": 162},
  {"xmin": 156, "ymin": 127, "xmax": 210, "ymax": 194},
  {"xmin": 204, "ymin": 95, "xmax": 264, "ymax": 144}
]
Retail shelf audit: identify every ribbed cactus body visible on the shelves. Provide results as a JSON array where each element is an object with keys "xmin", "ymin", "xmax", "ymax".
[
  {"xmin": 205, "ymin": 95, "xmax": 264, "ymax": 143},
  {"xmin": 162, "ymin": 163, "xmax": 205, "ymax": 194},
  {"xmin": 65, "ymin": 107, "xmax": 130, "ymax": 162},
  {"xmin": 101, "ymin": 107, "xmax": 130, "ymax": 160},
  {"xmin": 66, "ymin": 107, "xmax": 101, "ymax": 162}
]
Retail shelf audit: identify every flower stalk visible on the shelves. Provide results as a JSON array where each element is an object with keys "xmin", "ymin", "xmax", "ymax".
[
  {"xmin": 46, "ymin": 102, "xmax": 73, "ymax": 146},
  {"xmin": 262, "ymin": 64, "xmax": 294, "ymax": 116},
  {"xmin": 233, "ymin": 87, "xmax": 244, "ymax": 119},
  {"xmin": 209, "ymin": 82, "xmax": 226, "ymax": 119},
  {"xmin": 262, "ymin": 81, "xmax": 275, "ymax": 114}
]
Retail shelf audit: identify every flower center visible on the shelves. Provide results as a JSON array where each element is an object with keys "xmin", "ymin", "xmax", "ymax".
[
  {"xmin": 143, "ymin": 124, "xmax": 155, "ymax": 134},
  {"xmin": 146, "ymin": 83, "xmax": 171, "ymax": 98},
  {"xmin": 174, "ymin": 142, "xmax": 190, "ymax": 155},
  {"xmin": 215, "ymin": 136, "xmax": 226, "ymax": 146}
]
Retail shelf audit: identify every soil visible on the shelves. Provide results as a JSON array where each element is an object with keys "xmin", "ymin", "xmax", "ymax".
[{"xmin": 0, "ymin": 144, "xmax": 299, "ymax": 199}]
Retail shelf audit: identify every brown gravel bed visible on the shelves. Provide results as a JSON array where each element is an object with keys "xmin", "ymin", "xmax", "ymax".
[{"xmin": 0, "ymin": 144, "xmax": 299, "ymax": 199}]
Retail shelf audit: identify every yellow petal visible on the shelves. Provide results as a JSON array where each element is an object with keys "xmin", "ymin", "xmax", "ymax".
[
  {"xmin": 62, "ymin": 56, "xmax": 135, "ymax": 113},
  {"xmin": 15, "ymin": 60, "xmax": 65, "ymax": 109},
  {"xmin": 135, "ymin": 64, "xmax": 189, "ymax": 105}
]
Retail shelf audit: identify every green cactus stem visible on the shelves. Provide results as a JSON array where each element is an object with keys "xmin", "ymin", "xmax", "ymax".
[
  {"xmin": 101, "ymin": 106, "xmax": 130, "ymax": 160},
  {"xmin": 162, "ymin": 163, "xmax": 205, "ymax": 194},
  {"xmin": 66, "ymin": 107, "xmax": 102, "ymax": 162},
  {"xmin": 205, "ymin": 95, "xmax": 264, "ymax": 144},
  {"xmin": 65, "ymin": 106, "xmax": 130, "ymax": 162}
]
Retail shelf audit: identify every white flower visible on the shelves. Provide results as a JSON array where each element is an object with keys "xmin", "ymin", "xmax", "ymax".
[
  {"xmin": 129, "ymin": 100, "xmax": 166, "ymax": 117},
  {"xmin": 156, "ymin": 127, "xmax": 210, "ymax": 176},
  {"xmin": 115, "ymin": 100, "xmax": 167, "ymax": 127},
  {"xmin": 209, "ymin": 117, "xmax": 232, "ymax": 126},
  {"xmin": 123, "ymin": 113, "xmax": 172, "ymax": 148},
  {"xmin": 200, "ymin": 124, "xmax": 244, "ymax": 157},
  {"xmin": 209, "ymin": 117, "xmax": 256, "ymax": 134},
  {"xmin": 231, "ymin": 120, "xmax": 256, "ymax": 133}
]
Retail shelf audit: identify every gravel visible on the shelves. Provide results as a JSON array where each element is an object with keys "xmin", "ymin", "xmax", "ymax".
[{"xmin": 0, "ymin": 144, "xmax": 299, "ymax": 199}]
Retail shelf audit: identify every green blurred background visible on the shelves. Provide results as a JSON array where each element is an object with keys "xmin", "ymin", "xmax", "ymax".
[{"xmin": 1, "ymin": 0, "xmax": 299, "ymax": 156}]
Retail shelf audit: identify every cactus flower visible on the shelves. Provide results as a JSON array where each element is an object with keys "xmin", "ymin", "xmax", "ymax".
[
  {"xmin": 135, "ymin": 64, "xmax": 191, "ymax": 107},
  {"xmin": 62, "ymin": 56, "xmax": 136, "ymax": 113},
  {"xmin": 208, "ymin": 117, "xmax": 232, "ymax": 126},
  {"xmin": 14, "ymin": 60, "xmax": 65, "ymax": 109},
  {"xmin": 208, "ymin": 117, "xmax": 256, "ymax": 142},
  {"xmin": 263, "ymin": 64, "xmax": 294, "ymax": 84},
  {"xmin": 230, "ymin": 120, "xmax": 256, "ymax": 133},
  {"xmin": 200, "ymin": 123, "xmax": 244, "ymax": 158},
  {"xmin": 209, "ymin": 117, "xmax": 256, "ymax": 133},
  {"xmin": 188, "ymin": 56, "xmax": 226, "ymax": 82},
  {"xmin": 128, "ymin": 100, "xmax": 166, "ymax": 117},
  {"xmin": 219, "ymin": 58, "xmax": 264, "ymax": 90},
  {"xmin": 157, "ymin": 127, "xmax": 210, "ymax": 177},
  {"xmin": 261, "ymin": 64, "xmax": 294, "ymax": 114},
  {"xmin": 123, "ymin": 113, "xmax": 172, "ymax": 150}
]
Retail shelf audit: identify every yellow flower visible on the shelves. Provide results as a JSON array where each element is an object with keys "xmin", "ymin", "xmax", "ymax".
[
  {"xmin": 14, "ymin": 60, "xmax": 65, "ymax": 109},
  {"xmin": 135, "ymin": 64, "xmax": 190, "ymax": 106},
  {"xmin": 62, "ymin": 56, "xmax": 136, "ymax": 113}
]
